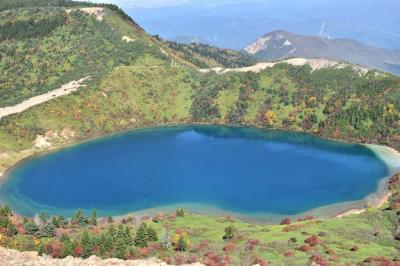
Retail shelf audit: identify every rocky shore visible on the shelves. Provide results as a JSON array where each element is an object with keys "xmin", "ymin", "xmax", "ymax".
[{"xmin": 0, "ymin": 246, "xmax": 203, "ymax": 266}]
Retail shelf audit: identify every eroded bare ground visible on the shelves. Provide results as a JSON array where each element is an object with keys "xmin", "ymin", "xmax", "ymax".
[
  {"xmin": 0, "ymin": 77, "xmax": 90, "ymax": 121},
  {"xmin": 66, "ymin": 7, "xmax": 106, "ymax": 21},
  {"xmin": 199, "ymin": 58, "xmax": 370, "ymax": 74},
  {"xmin": 0, "ymin": 246, "xmax": 204, "ymax": 266}
]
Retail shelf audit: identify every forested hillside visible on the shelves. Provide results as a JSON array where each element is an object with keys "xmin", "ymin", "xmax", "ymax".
[{"xmin": 164, "ymin": 40, "xmax": 257, "ymax": 68}]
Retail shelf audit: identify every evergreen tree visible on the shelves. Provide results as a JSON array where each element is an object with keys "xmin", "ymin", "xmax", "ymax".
[
  {"xmin": 81, "ymin": 230, "xmax": 92, "ymax": 259},
  {"xmin": 60, "ymin": 233, "xmax": 70, "ymax": 243},
  {"xmin": 177, "ymin": 235, "xmax": 188, "ymax": 251},
  {"xmin": 114, "ymin": 238, "xmax": 127, "ymax": 259},
  {"xmin": 38, "ymin": 212, "xmax": 49, "ymax": 224},
  {"xmin": 147, "ymin": 225, "xmax": 158, "ymax": 242},
  {"xmin": 90, "ymin": 209, "xmax": 97, "ymax": 226},
  {"xmin": 107, "ymin": 224, "xmax": 116, "ymax": 236},
  {"xmin": 37, "ymin": 243, "xmax": 46, "ymax": 255},
  {"xmin": 24, "ymin": 222, "xmax": 39, "ymax": 235},
  {"xmin": 223, "ymin": 225, "xmax": 236, "ymax": 240},
  {"xmin": 51, "ymin": 216, "xmax": 60, "ymax": 228},
  {"xmin": 60, "ymin": 236, "xmax": 74, "ymax": 258},
  {"xmin": 175, "ymin": 208, "xmax": 185, "ymax": 217},
  {"xmin": 135, "ymin": 223, "xmax": 149, "ymax": 247},
  {"xmin": 37, "ymin": 222, "xmax": 55, "ymax": 238},
  {"xmin": 107, "ymin": 216, "xmax": 114, "ymax": 223},
  {"xmin": 123, "ymin": 226, "xmax": 133, "ymax": 245},
  {"xmin": 74, "ymin": 209, "xmax": 87, "ymax": 226}
]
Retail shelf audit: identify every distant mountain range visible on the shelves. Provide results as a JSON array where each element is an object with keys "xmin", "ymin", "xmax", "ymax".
[
  {"xmin": 169, "ymin": 35, "xmax": 209, "ymax": 45},
  {"xmin": 127, "ymin": 0, "xmax": 400, "ymax": 50},
  {"xmin": 244, "ymin": 30, "xmax": 400, "ymax": 75}
]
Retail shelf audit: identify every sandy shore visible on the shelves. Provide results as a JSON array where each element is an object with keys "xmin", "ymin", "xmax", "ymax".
[
  {"xmin": 335, "ymin": 192, "xmax": 391, "ymax": 218},
  {"xmin": 0, "ymin": 77, "xmax": 89, "ymax": 121},
  {"xmin": 335, "ymin": 144, "xmax": 400, "ymax": 218}
]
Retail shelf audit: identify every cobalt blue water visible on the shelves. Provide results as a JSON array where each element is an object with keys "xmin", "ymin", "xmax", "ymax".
[{"xmin": 0, "ymin": 125, "xmax": 389, "ymax": 218}]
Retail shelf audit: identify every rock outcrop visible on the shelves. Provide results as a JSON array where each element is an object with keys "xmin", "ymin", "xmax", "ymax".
[{"xmin": 0, "ymin": 246, "xmax": 204, "ymax": 266}]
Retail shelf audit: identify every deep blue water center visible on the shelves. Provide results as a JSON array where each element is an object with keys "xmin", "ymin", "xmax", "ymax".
[{"xmin": 0, "ymin": 126, "xmax": 388, "ymax": 218}]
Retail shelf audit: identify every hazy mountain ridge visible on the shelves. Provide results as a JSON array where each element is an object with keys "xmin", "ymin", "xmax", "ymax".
[
  {"xmin": 127, "ymin": 0, "xmax": 400, "ymax": 50},
  {"xmin": 244, "ymin": 30, "xmax": 400, "ymax": 75}
]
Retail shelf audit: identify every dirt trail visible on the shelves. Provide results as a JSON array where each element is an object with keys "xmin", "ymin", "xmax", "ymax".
[{"xmin": 0, "ymin": 77, "xmax": 89, "ymax": 121}]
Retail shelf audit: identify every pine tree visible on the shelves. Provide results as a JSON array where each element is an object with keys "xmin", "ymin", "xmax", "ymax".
[
  {"xmin": 175, "ymin": 208, "xmax": 185, "ymax": 217},
  {"xmin": 60, "ymin": 236, "xmax": 74, "ymax": 258},
  {"xmin": 147, "ymin": 225, "xmax": 158, "ymax": 242},
  {"xmin": 81, "ymin": 230, "xmax": 92, "ymax": 259},
  {"xmin": 177, "ymin": 235, "xmax": 188, "ymax": 251},
  {"xmin": 114, "ymin": 238, "xmax": 127, "ymax": 259},
  {"xmin": 75, "ymin": 209, "xmax": 86, "ymax": 226},
  {"xmin": 37, "ymin": 222, "xmax": 55, "ymax": 238},
  {"xmin": 90, "ymin": 209, "xmax": 97, "ymax": 226},
  {"xmin": 123, "ymin": 226, "xmax": 133, "ymax": 245},
  {"xmin": 24, "ymin": 222, "xmax": 39, "ymax": 235},
  {"xmin": 60, "ymin": 233, "xmax": 70, "ymax": 243},
  {"xmin": 51, "ymin": 216, "xmax": 60, "ymax": 228},
  {"xmin": 134, "ymin": 223, "xmax": 148, "ymax": 247},
  {"xmin": 223, "ymin": 225, "xmax": 236, "ymax": 240},
  {"xmin": 107, "ymin": 216, "xmax": 113, "ymax": 223}
]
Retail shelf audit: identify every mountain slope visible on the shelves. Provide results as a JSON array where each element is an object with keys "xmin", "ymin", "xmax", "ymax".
[
  {"xmin": 244, "ymin": 30, "xmax": 400, "ymax": 75},
  {"xmin": 163, "ymin": 40, "xmax": 257, "ymax": 68}
]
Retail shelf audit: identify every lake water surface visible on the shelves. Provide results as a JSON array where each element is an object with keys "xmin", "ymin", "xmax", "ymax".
[{"xmin": 0, "ymin": 126, "xmax": 390, "ymax": 220}]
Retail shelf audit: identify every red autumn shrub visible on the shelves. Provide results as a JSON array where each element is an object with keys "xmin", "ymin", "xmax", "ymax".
[
  {"xmin": 305, "ymin": 235, "xmax": 320, "ymax": 246},
  {"xmin": 16, "ymin": 224, "xmax": 25, "ymax": 235},
  {"xmin": 152, "ymin": 213, "xmax": 164, "ymax": 223},
  {"xmin": 223, "ymin": 243, "xmax": 236, "ymax": 253},
  {"xmin": 204, "ymin": 252, "xmax": 230, "ymax": 266},
  {"xmin": 280, "ymin": 218, "xmax": 291, "ymax": 225},
  {"xmin": 51, "ymin": 242, "xmax": 63, "ymax": 258},
  {"xmin": 297, "ymin": 216, "xmax": 315, "ymax": 222},
  {"xmin": 46, "ymin": 242, "xmax": 62, "ymax": 258},
  {"xmin": 174, "ymin": 254, "xmax": 185, "ymax": 265},
  {"xmin": 70, "ymin": 219, "xmax": 78, "ymax": 226},
  {"xmin": 363, "ymin": 256, "xmax": 391, "ymax": 263},
  {"xmin": 192, "ymin": 241, "xmax": 210, "ymax": 253},
  {"xmin": 74, "ymin": 245, "xmax": 83, "ymax": 257},
  {"xmin": 168, "ymin": 213, "xmax": 177, "ymax": 221},
  {"xmin": 298, "ymin": 245, "xmax": 315, "ymax": 252},
  {"xmin": 136, "ymin": 246, "xmax": 153, "ymax": 257},
  {"xmin": 253, "ymin": 258, "xmax": 267, "ymax": 266},
  {"xmin": 284, "ymin": 251, "xmax": 294, "ymax": 257},
  {"xmin": 310, "ymin": 255, "xmax": 328, "ymax": 266},
  {"xmin": 187, "ymin": 255, "xmax": 198, "ymax": 264},
  {"xmin": 247, "ymin": 239, "xmax": 260, "ymax": 251}
]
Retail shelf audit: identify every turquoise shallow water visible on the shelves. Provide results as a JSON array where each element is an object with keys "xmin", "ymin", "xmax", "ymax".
[{"xmin": 0, "ymin": 125, "xmax": 389, "ymax": 219}]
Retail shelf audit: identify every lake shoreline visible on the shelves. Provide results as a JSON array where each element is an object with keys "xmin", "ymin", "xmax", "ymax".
[{"xmin": 1, "ymin": 124, "xmax": 400, "ymax": 223}]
